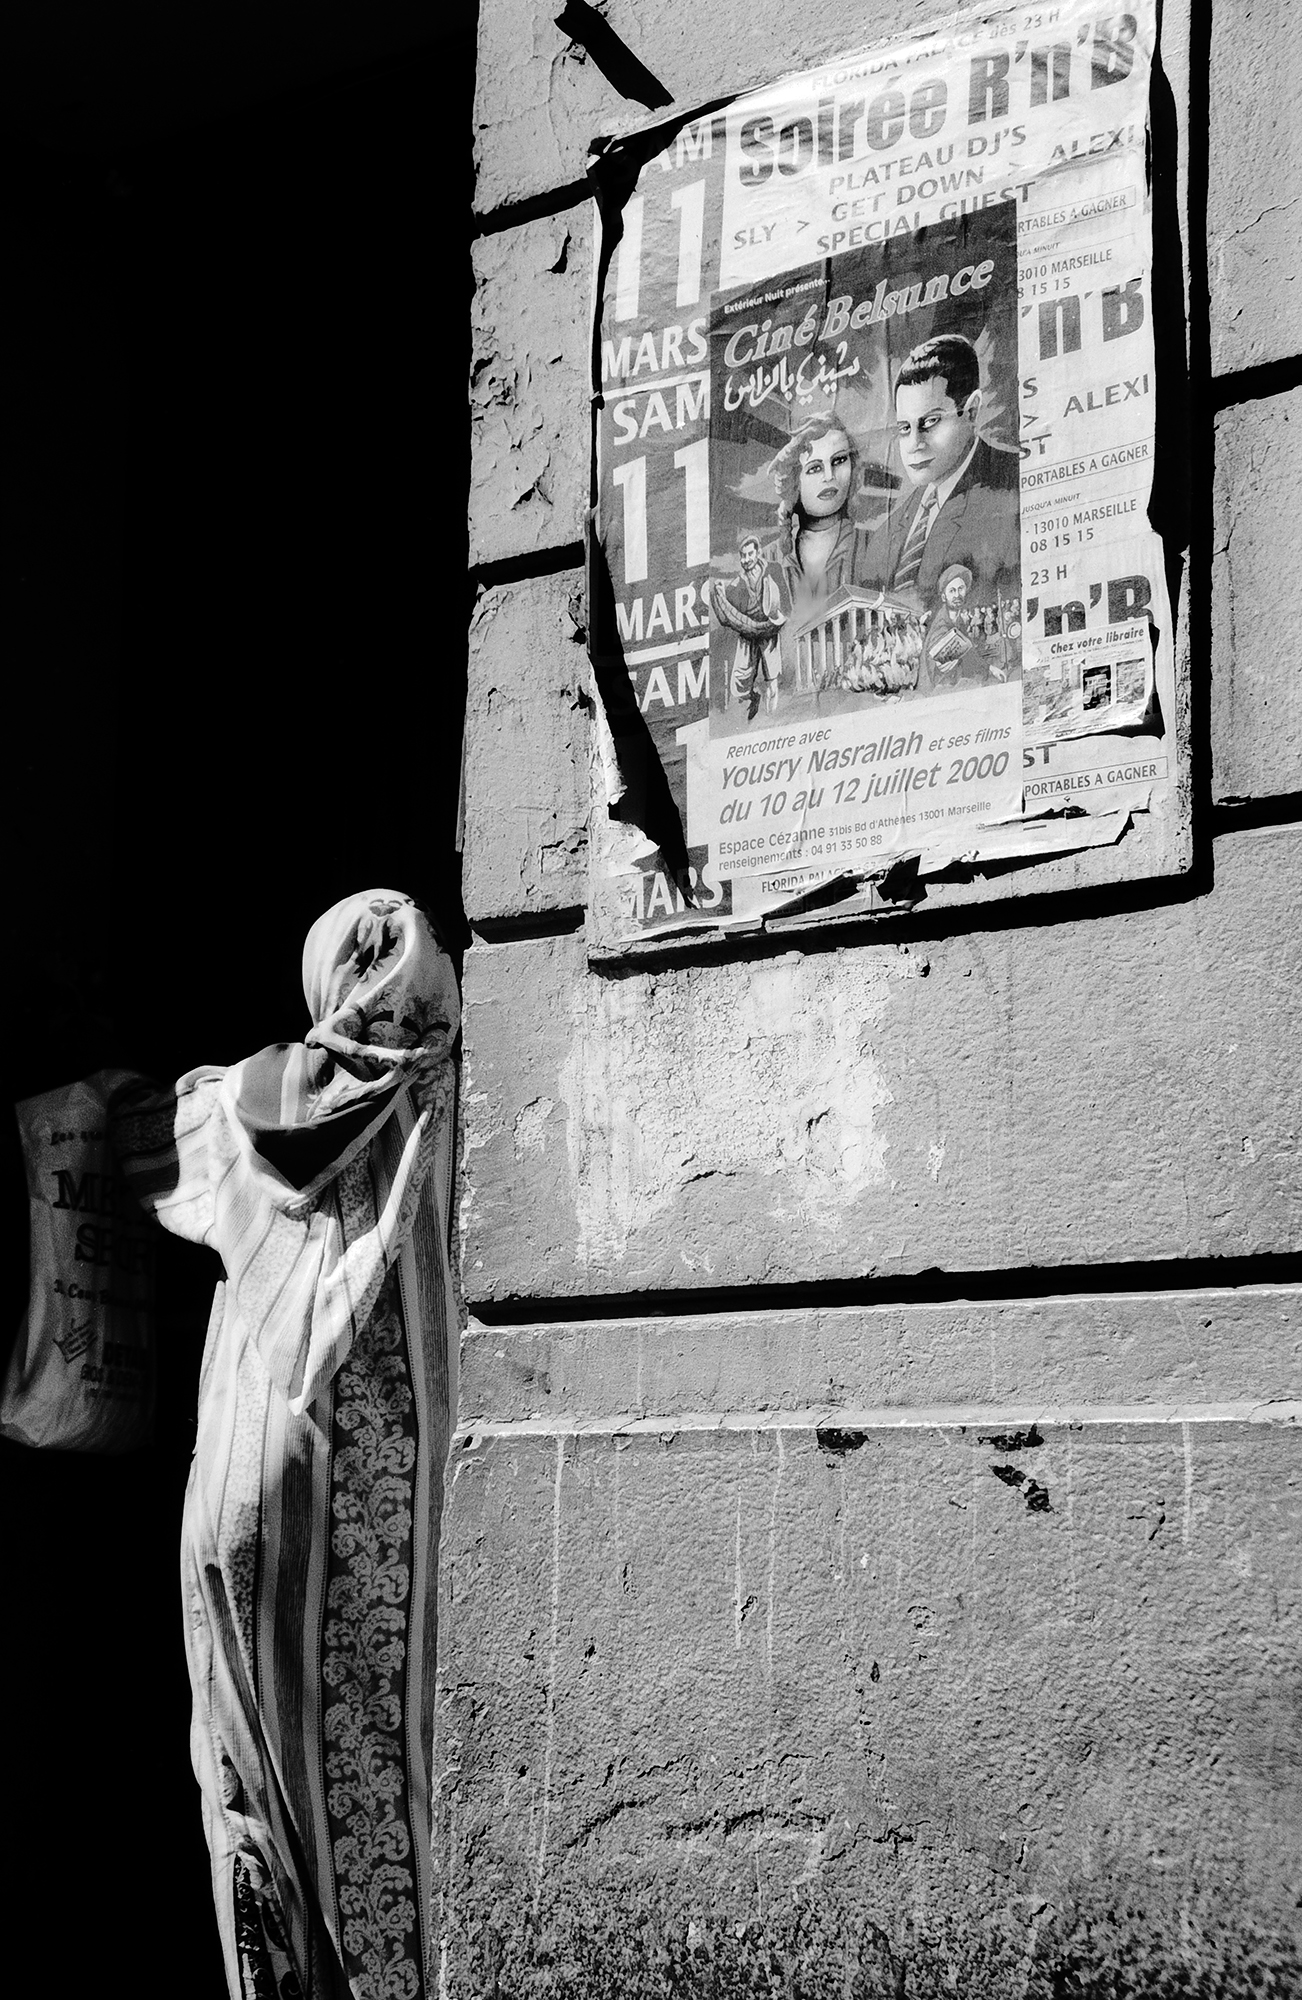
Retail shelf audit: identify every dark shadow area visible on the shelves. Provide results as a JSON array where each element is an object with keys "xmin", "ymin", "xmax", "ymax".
[
  {"xmin": 586, "ymin": 531, "xmax": 693, "ymax": 886},
  {"xmin": 472, "ymin": 178, "xmax": 593, "ymax": 235},
  {"xmin": 470, "ymin": 1246, "xmax": 1302, "ymax": 1327},
  {"xmin": 3, "ymin": 30, "xmax": 473, "ymax": 1995},
  {"xmin": 1169, "ymin": 0, "xmax": 1213, "ymax": 889},
  {"xmin": 554, "ymin": 0, "xmax": 673, "ymax": 111},
  {"xmin": 580, "ymin": 102, "xmax": 740, "ymax": 910},
  {"xmin": 1147, "ymin": 36, "xmax": 1191, "ymax": 648},
  {"xmin": 1211, "ymin": 353, "xmax": 1302, "ymax": 410},
  {"xmin": 477, "ymin": 537, "xmax": 587, "ymax": 588},
  {"xmin": 1210, "ymin": 789, "xmax": 1302, "ymax": 831},
  {"xmin": 472, "ymin": 907, "xmax": 588, "ymax": 942},
  {"xmin": 106, "ymin": 53, "xmax": 473, "ymax": 1060}
]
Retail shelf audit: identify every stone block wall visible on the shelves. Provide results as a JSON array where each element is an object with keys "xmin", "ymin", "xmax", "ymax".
[{"xmin": 442, "ymin": 5, "xmax": 1302, "ymax": 1991}]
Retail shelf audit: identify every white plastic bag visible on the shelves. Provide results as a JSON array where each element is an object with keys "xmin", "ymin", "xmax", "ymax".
[{"xmin": 1, "ymin": 1070, "xmax": 155, "ymax": 1452}]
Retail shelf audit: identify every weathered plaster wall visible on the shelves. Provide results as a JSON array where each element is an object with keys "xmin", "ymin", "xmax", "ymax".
[
  {"xmin": 463, "ymin": 829, "xmax": 1300, "ymax": 1299},
  {"xmin": 440, "ymin": 1413, "xmax": 1299, "ymax": 1994},
  {"xmin": 447, "ymin": 4, "xmax": 1302, "ymax": 1992},
  {"xmin": 1212, "ymin": 390, "xmax": 1302, "ymax": 800},
  {"xmin": 464, "ymin": 572, "xmax": 590, "ymax": 923},
  {"xmin": 470, "ymin": 211, "xmax": 590, "ymax": 566},
  {"xmin": 1207, "ymin": 0, "xmax": 1302, "ymax": 374}
]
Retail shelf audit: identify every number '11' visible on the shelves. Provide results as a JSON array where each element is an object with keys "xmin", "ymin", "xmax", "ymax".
[
  {"xmin": 611, "ymin": 441, "xmax": 708, "ymax": 586},
  {"xmin": 613, "ymin": 184, "xmax": 705, "ymax": 320}
]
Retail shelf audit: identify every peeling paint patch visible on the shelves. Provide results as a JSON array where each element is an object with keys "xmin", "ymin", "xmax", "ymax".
[
  {"xmin": 469, "ymin": 214, "xmax": 590, "ymax": 565},
  {"xmin": 514, "ymin": 1096, "xmax": 555, "ymax": 1158},
  {"xmin": 555, "ymin": 949, "xmax": 919, "ymax": 1270}
]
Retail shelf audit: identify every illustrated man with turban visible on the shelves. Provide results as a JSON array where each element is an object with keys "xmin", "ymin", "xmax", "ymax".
[{"xmin": 921, "ymin": 561, "xmax": 977, "ymax": 694}]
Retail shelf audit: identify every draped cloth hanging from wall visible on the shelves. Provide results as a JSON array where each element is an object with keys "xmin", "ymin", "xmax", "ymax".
[{"xmin": 113, "ymin": 891, "xmax": 460, "ymax": 2000}]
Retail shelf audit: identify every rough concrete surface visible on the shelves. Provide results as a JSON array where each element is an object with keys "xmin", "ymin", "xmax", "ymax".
[
  {"xmin": 1213, "ymin": 388, "xmax": 1302, "ymax": 801},
  {"xmin": 434, "ymin": 1419, "xmax": 1302, "ymax": 1995},
  {"xmin": 473, "ymin": 0, "xmax": 938, "ymax": 215},
  {"xmin": 460, "ymin": 1286, "xmax": 1302, "ymax": 1426},
  {"xmin": 470, "ymin": 208, "xmax": 590, "ymax": 566},
  {"xmin": 460, "ymin": 825, "xmax": 1301, "ymax": 1302},
  {"xmin": 465, "ymin": 569, "xmax": 590, "ymax": 924},
  {"xmin": 1208, "ymin": 0, "xmax": 1302, "ymax": 374}
]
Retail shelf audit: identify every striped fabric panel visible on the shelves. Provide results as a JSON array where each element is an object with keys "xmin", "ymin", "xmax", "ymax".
[
  {"xmin": 260, "ymin": 1366, "xmax": 342, "ymax": 1988},
  {"xmin": 119, "ymin": 1046, "xmax": 457, "ymax": 2000},
  {"xmin": 113, "ymin": 1074, "xmax": 225, "ymax": 1235},
  {"xmin": 291, "ymin": 1098, "xmax": 438, "ymax": 1419}
]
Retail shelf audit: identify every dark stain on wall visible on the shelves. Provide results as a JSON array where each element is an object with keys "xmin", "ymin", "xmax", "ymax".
[
  {"xmin": 990, "ymin": 1462, "xmax": 1053, "ymax": 1512},
  {"xmin": 978, "ymin": 1424, "xmax": 1044, "ymax": 1452},
  {"xmin": 817, "ymin": 1428, "xmax": 870, "ymax": 1459},
  {"xmin": 554, "ymin": 0, "xmax": 674, "ymax": 109}
]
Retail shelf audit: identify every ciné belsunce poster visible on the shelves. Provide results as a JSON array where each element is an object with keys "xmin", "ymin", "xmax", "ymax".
[
  {"xmin": 589, "ymin": 0, "xmax": 1172, "ymax": 940},
  {"xmin": 703, "ymin": 206, "xmax": 1022, "ymax": 908}
]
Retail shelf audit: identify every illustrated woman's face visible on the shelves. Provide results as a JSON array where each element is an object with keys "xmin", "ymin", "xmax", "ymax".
[{"xmin": 798, "ymin": 430, "xmax": 853, "ymax": 519}]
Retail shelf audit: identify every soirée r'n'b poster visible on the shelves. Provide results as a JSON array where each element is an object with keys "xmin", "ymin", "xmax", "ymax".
[{"xmin": 589, "ymin": 0, "xmax": 1171, "ymax": 939}]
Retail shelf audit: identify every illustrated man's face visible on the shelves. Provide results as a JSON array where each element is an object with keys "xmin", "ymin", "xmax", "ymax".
[
  {"xmin": 894, "ymin": 374, "xmax": 980, "ymax": 488},
  {"xmin": 944, "ymin": 575, "xmax": 968, "ymax": 608},
  {"xmin": 798, "ymin": 429, "xmax": 853, "ymax": 519},
  {"xmin": 740, "ymin": 538, "xmax": 761, "ymax": 574}
]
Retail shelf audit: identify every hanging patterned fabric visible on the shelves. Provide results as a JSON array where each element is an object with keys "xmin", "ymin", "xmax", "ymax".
[{"xmin": 112, "ymin": 891, "xmax": 460, "ymax": 2000}]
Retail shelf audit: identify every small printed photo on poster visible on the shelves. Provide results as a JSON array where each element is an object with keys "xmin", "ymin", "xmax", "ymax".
[
  {"xmin": 1115, "ymin": 654, "xmax": 1149, "ymax": 707},
  {"xmin": 706, "ymin": 205, "xmax": 1023, "ymax": 738},
  {"xmin": 1082, "ymin": 661, "xmax": 1113, "ymax": 712}
]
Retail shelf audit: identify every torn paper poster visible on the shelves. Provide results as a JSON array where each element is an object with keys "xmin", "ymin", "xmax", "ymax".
[{"xmin": 587, "ymin": 0, "xmax": 1176, "ymax": 942}]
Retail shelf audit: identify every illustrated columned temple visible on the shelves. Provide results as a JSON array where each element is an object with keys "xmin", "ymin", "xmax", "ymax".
[{"xmin": 791, "ymin": 583, "xmax": 914, "ymax": 691}]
